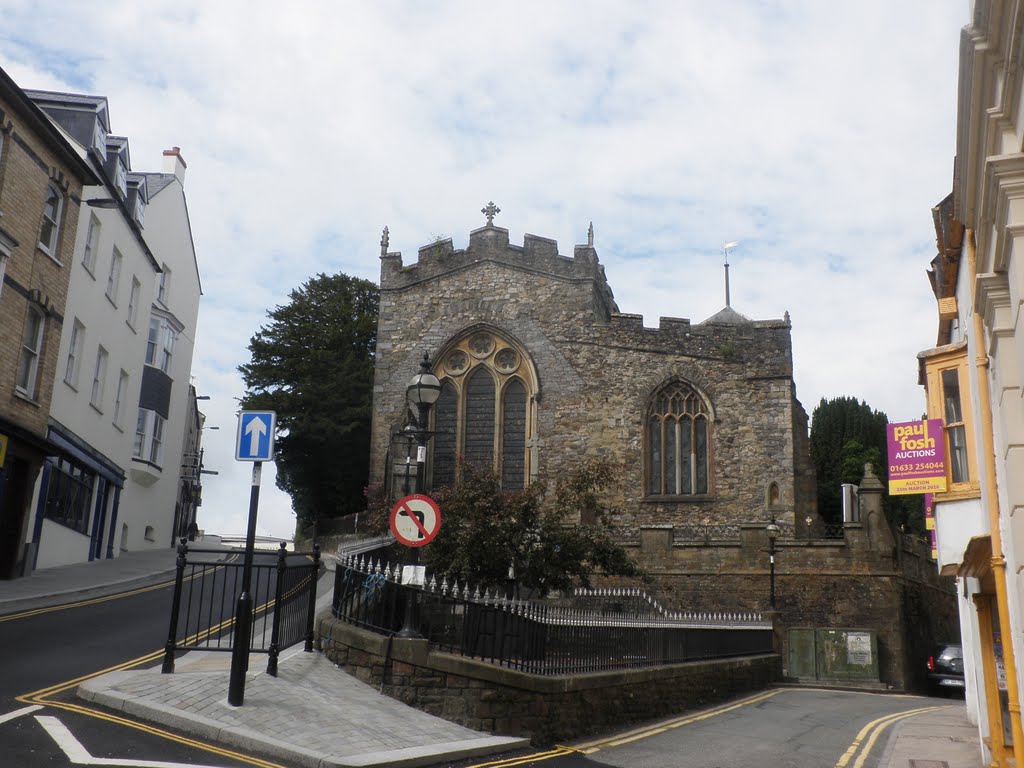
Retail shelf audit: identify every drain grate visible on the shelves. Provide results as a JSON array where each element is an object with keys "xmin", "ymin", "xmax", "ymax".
[{"xmin": 908, "ymin": 761, "xmax": 949, "ymax": 768}]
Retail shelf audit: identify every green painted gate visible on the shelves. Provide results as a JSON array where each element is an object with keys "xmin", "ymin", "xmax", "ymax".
[{"xmin": 787, "ymin": 628, "xmax": 880, "ymax": 682}]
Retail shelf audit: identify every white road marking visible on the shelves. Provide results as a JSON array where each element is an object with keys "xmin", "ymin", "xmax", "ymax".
[
  {"xmin": 0, "ymin": 704, "xmax": 43, "ymax": 725},
  {"xmin": 35, "ymin": 715, "xmax": 234, "ymax": 768}
]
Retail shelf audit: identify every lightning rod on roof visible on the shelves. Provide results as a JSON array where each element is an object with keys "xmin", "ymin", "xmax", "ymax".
[{"xmin": 721, "ymin": 241, "xmax": 739, "ymax": 307}]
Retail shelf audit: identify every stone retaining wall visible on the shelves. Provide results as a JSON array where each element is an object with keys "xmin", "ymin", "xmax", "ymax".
[{"xmin": 318, "ymin": 616, "xmax": 782, "ymax": 745}]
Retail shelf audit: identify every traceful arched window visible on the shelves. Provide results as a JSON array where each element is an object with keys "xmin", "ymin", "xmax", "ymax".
[
  {"xmin": 646, "ymin": 380, "xmax": 712, "ymax": 496},
  {"xmin": 430, "ymin": 329, "xmax": 537, "ymax": 490}
]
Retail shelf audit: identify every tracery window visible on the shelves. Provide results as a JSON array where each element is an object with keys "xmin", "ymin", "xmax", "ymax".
[
  {"xmin": 429, "ymin": 330, "xmax": 536, "ymax": 490},
  {"xmin": 646, "ymin": 380, "xmax": 712, "ymax": 496}
]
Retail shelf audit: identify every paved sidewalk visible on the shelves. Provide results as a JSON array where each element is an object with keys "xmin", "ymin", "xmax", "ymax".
[
  {"xmin": 0, "ymin": 541, "xmax": 185, "ymax": 613},
  {"xmin": 80, "ymin": 647, "xmax": 528, "ymax": 768},
  {"xmin": 877, "ymin": 701, "xmax": 984, "ymax": 768}
]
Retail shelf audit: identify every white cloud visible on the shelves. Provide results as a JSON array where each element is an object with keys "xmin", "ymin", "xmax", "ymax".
[{"xmin": 0, "ymin": 0, "xmax": 966, "ymax": 538}]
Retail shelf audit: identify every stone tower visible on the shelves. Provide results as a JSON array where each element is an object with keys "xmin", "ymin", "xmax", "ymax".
[{"xmin": 370, "ymin": 207, "xmax": 817, "ymax": 535}]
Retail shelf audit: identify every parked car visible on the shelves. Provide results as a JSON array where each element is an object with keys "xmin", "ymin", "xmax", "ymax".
[{"xmin": 927, "ymin": 643, "xmax": 965, "ymax": 696}]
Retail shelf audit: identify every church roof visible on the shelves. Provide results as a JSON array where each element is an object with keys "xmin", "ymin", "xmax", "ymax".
[{"xmin": 701, "ymin": 305, "xmax": 753, "ymax": 325}]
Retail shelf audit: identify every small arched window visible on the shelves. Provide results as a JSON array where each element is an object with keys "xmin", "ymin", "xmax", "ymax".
[{"xmin": 646, "ymin": 380, "xmax": 712, "ymax": 496}]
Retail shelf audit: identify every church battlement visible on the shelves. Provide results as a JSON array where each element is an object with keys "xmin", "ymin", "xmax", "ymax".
[
  {"xmin": 379, "ymin": 225, "xmax": 611, "ymax": 291},
  {"xmin": 379, "ymin": 203, "xmax": 613, "ymax": 304}
]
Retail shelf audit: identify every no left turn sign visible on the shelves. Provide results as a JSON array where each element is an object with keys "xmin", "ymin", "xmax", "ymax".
[{"xmin": 389, "ymin": 494, "xmax": 442, "ymax": 547}]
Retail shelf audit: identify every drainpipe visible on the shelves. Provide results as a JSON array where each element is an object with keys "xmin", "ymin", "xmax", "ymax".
[{"xmin": 967, "ymin": 228, "xmax": 1024, "ymax": 765}]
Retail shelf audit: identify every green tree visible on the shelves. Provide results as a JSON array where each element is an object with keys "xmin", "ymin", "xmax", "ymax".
[
  {"xmin": 238, "ymin": 272, "xmax": 379, "ymax": 530},
  {"xmin": 424, "ymin": 459, "xmax": 642, "ymax": 594},
  {"xmin": 809, "ymin": 396, "xmax": 924, "ymax": 534}
]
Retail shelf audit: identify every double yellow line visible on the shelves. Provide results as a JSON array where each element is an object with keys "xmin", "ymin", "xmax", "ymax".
[
  {"xmin": 835, "ymin": 704, "xmax": 948, "ymax": 768},
  {"xmin": 463, "ymin": 690, "xmax": 783, "ymax": 767},
  {"xmin": 462, "ymin": 691, "xmax": 949, "ymax": 768},
  {"xmin": 0, "ymin": 578, "xmax": 176, "ymax": 623},
  {"xmin": 13, "ymin": 563, "xmax": 291, "ymax": 768},
  {"xmin": 574, "ymin": 689, "xmax": 783, "ymax": 753}
]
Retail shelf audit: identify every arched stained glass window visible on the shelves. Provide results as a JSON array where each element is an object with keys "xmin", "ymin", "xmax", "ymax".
[
  {"xmin": 502, "ymin": 379, "xmax": 527, "ymax": 490},
  {"xmin": 646, "ymin": 381, "xmax": 712, "ymax": 496},
  {"xmin": 427, "ymin": 330, "xmax": 536, "ymax": 490},
  {"xmin": 432, "ymin": 381, "xmax": 458, "ymax": 488},
  {"xmin": 464, "ymin": 368, "xmax": 495, "ymax": 469}
]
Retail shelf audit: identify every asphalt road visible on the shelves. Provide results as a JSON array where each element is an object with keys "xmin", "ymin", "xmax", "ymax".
[
  {"xmin": 0, "ymin": 567, "xmax": 270, "ymax": 767},
  {"xmin": 438, "ymin": 688, "xmax": 955, "ymax": 768}
]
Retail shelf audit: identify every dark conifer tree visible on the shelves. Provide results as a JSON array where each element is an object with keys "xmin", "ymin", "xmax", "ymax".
[{"xmin": 239, "ymin": 272, "xmax": 379, "ymax": 532}]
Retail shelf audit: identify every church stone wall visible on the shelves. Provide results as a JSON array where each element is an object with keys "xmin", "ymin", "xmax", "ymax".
[{"xmin": 371, "ymin": 220, "xmax": 815, "ymax": 531}]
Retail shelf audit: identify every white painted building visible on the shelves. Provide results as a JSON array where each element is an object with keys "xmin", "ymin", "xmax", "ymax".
[
  {"xmin": 118, "ymin": 147, "xmax": 202, "ymax": 552},
  {"xmin": 918, "ymin": 3, "xmax": 1024, "ymax": 765},
  {"xmin": 22, "ymin": 91, "xmax": 202, "ymax": 569}
]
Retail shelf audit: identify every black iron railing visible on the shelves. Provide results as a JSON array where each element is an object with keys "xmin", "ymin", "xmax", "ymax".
[
  {"xmin": 332, "ymin": 555, "xmax": 772, "ymax": 675},
  {"xmin": 162, "ymin": 538, "xmax": 321, "ymax": 675}
]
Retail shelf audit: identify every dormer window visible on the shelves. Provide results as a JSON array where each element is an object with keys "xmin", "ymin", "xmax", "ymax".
[
  {"xmin": 133, "ymin": 192, "xmax": 145, "ymax": 227},
  {"xmin": 114, "ymin": 159, "xmax": 127, "ymax": 197},
  {"xmin": 92, "ymin": 120, "xmax": 107, "ymax": 160}
]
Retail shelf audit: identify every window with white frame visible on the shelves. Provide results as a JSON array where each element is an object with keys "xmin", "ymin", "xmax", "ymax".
[
  {"xmin": 113, "ymin": 370, "xmax": 129, "ymax": 428},
  {"xmin": 82, "ymin": 214, "xmax": 100, "ymax": 274},
  {"xmin": 127, "ymin": 276, "xmax": 141, "ymax": 328},
  {"xmin": 133, "ymin": 408, "xmax": 147, "ymax": 457},
  {"xmin": 132, "ymin": 408, "xmax": 166, "ymax": 467},
  {"xmin": 16, "ymin": 306, "xmax": 45, "ymax": 398},
  {"xmin": 157, "ymin": 265, "xmax": 171, "ymax": 306},
  {"xmin": 149, "ymin": 413, "xmax": 165, "ymax": 464},
  {"xmin": 38, "ymin": 182, "xmax": 63, "ymax": 257},
  {"xmin": 90, "ymin": 345, "xmax": 108, "ymax": 410},
  {"xmin": 145, "ymin": 316, "xmax": 176, "ymax": 373},
  {"xmin": 64, "ymin": 318, "xmax": 85, "ymax": 388},
  {"xmin": 105, "ymin": 247, "xmax": 123, "ymax": 303}
]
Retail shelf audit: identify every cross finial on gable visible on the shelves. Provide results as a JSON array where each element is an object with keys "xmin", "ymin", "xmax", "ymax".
[
  {"xmin": 481, "ymin": 201, "xmax": 500, "ymax": 226},
  {"xmin": 380, "ymin": 226, "xmax": 389, "ymax": 256}
]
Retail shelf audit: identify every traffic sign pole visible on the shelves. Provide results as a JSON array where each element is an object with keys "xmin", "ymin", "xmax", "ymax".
[{"xmin": 228, "ymin": 461, "xmax": 262, "ymax": 706}]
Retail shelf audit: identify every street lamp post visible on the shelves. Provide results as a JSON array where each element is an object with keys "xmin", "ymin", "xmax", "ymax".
[
  {"xmin": 398, "ymin": 353, "xmax": 441, "ymax": 639},
  {"xmin": 766, "ymin": 516, "xmax": 780, "ymax": 609}
]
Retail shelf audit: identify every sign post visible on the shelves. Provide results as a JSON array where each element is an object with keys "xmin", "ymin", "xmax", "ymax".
[
  {"xmin": 229, "ymin": 411, "xmax": 276, "ymax": 707},
  {"xmin": 390, "ymin": 494, "xmax": 442, "ymax": 637}
]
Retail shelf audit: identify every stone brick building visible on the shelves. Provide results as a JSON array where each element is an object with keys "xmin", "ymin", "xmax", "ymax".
[
  {"xmin": 0, "ymin": 66, "xmax": 98, "ymax": 578},
  {"xmin": 371, "ymin": 210, "xmax": 816, "ymax": 535},
  {"xmin": 367, "ymin": 208, "xmax": 956, "ymax": 691}
]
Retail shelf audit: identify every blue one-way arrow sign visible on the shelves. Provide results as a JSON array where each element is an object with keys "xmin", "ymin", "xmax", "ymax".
[{"xmin": 236, "ymin": 411, "xmax": 276, "ymax": 462}]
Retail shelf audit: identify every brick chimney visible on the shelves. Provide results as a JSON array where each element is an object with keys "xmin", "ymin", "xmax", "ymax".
[{"xmin": 162, "ymin": 146, "xmax": 187, "ymax": 186}]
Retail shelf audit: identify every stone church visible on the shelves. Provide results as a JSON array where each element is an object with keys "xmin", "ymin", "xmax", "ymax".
[
  {"xmin": 370, "ymin": 205, "xmax": 817, "ymax": 536},
  {"xmin": 364, "ymin": 205, "xmax": 956, "ymax": 692}
]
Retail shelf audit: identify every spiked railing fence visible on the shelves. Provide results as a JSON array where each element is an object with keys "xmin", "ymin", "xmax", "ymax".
[
  {"xmin": 332, "ymin": 554, "xmax": 773, "ymax": 675},
  {"xmin": 162, "ymin": 540, "xmax": 321, "ymax": 676}
]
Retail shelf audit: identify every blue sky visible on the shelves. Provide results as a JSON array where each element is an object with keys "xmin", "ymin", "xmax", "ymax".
[{"xmin": 0, "ymin": 1, "xmax": 967, "ymax": 539}]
